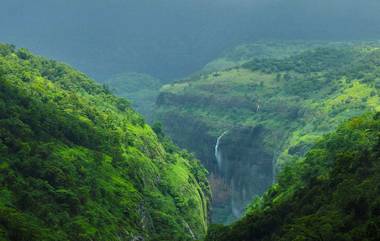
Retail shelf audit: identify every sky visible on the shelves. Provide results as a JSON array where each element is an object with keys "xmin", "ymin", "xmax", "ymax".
[{"xmin": 0, "ymin": 0, "xmax": 379, "ymax": 81}]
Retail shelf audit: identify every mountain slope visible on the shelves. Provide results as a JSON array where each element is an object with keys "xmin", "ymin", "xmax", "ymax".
[
  {"xmin": 155, "ymin": 42, "xmax": 380, "ymax": 223},
  {"xmin": 103, "ymin": 72, "xmax": 162, "ymax": 122},
  {"xmin": 200, "ymin": 41, "xmax": 335, "ymax": 74},
  {"xmin": 206, "ymin": 113, "xmax": 380, "ymax": 241},
  {"xmin": 0, "ymin": 44, "xmax": 210, "ymax": 241}
]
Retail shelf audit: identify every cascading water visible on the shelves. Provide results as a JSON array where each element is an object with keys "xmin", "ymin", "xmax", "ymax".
[
  {"xmin": 211, "ymin": 126, "xmax": 275, "ymax": 223},
  {"xmin": 214, "ymin": 131, "xmax": 228, "ymax": 170}
]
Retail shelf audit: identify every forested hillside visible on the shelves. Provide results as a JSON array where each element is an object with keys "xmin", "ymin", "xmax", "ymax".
[
  {"xmin": 103, "ymin": 72, "xmax": 162, "ymax": 122},
  {"xmin": 200, "ymin": 42, "xmax": 330, "ymax": 74},
  {"xmin": 0, "ymin": 44, "xmax": 210, "ymax": 241},
  {"xmin": 1, "ymin": 0, "xmax": 380, "ymax": 239},
  {"xmin": 155, "ymin": 42, "xmax": 380, "ymax": 223},
  {"xmin": 206, "ymin": 113, "xmax": 380, "ymax": 241}
]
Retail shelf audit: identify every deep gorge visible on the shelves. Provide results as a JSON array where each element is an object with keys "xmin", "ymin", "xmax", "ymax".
[
  {"xmin": 155, "ymin": 42, "xmax": 380, "ymax": 225},
  {"xmin": 1, "ymin": 1, "xmax": 380, "ymax": 240},
  {"xmin": 157, "ymin": 110, "xmax": 276, "ymax": 222}
]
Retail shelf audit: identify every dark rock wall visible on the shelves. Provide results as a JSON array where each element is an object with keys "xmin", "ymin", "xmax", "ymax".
[
  {"xmin": 218, "ymin": 126, "xmax": 273, "ymax": 218},
  {"xmin": 157, "ymin": 110, "xmax": 274, "ymax": 223}
]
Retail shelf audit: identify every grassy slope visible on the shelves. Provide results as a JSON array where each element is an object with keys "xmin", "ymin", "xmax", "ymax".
[
  {"xmin": 0, "ymin": 44, "xmax": 210, "ymax": 241},
  {"xmin": 157, "ymin": 43, "xmax": 380, "ymax": 165},
  {"xmin": 206, "ymin": 113, "xmax": 380, "ymax": 241},
  {"xmin": 155, "ymin": 42, "xmax": 380, "ymax": 223}
]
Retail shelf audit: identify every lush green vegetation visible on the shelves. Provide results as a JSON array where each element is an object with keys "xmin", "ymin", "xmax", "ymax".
[
  {"xmin": 103, "ymin": 72, "xmax": 162, "ymax": 122},
  {"xmin": 155, "ymin": 42, "xmax": 380, "ymax": 223},
  {"xmin": 0, "ymin": 44, "xmax": 210, "ymax": 241},
  {"xmin": 201, "ymin": 41, "xmax": 335, "ymax": 74},
  {"xmin": 2, "ymin": 40, "xmax": 380, "ymax": 240},
  {"xmin": 158, "ymin": 43, "xmax": 380, "ymax": 154},
  {"xmin": 206, "ymin": 113, "xmax": 380, "ymax": 241}
]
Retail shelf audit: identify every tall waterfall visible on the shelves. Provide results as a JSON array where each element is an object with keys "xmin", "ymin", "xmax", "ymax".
[{"xmin": 215, "ymin": 131, "xmax": 228, "ymax": 170}]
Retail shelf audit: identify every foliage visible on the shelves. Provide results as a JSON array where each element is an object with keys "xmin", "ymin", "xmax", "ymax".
[
  {"xmin": 0, "ymin": 43, "xmax": 210, "ymax": 241},
  {"xmin": 201, "ymin": 41, "xmax": 338, "ymax": 74},
  {"xmin": 155, "ymin": 42, "xmax": 380, "ymax": 223},
  {"xmin": 206, "ymin": 113, "xmax": 380, "ymax": 241}
]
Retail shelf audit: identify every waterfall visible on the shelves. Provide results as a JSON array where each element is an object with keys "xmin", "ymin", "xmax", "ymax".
[{"xmin": 215, "ymin": 130, "xmax": 228, "ymax": 170}]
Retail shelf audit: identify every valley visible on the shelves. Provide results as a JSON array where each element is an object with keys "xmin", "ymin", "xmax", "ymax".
[
  {"xmin": 0, "ymin": 44, "xmax": 210, "ymax": 241},
  {"xmin": 154, "ymin": 42, "xmax": 380, "ymax": 223},
  {"xmin": 0, "ymin": 41, "xmax": 379, "ymax": 240},
  {"xmin": 1, "ymin": 1, "xmax": 380, "ymax": 240}
]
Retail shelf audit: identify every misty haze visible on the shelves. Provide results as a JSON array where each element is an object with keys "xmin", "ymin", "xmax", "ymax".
[{"xmin": 0, "ymin": 1, "xmax": 380, "ymax": 240}]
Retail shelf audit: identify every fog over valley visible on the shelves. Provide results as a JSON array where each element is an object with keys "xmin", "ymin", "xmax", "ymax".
[{"xmin": 1, "ymin": 0, "xmax": 379, "ymax": 80}]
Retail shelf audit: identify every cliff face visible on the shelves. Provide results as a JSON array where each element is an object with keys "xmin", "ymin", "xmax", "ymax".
[
  {"xmin": 156, "ymin": 108, "xmax": 276, "ymax": 223},
  {"xmin": 156, "ymin": 112, "xmax": 216, "ymax": 170},
  {"xmin": 215, "ymin": 126, "xmax": 273, "ymax": 219},
  {"xmin": 206, "ymin": 113, "xmax": 380, "ymax": 241},
  {"xmin": 0, "ymin": 44, "xmax": 210, "ymax": 241},
  {"xmin": 155, "ymin": 42, "xmax": 380, "ymax": 223}
]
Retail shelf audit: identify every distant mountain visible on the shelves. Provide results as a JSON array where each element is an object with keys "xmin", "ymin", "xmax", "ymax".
[
  {"xmin": 0, "ymin": 44, "xmax": 210, "ymax": 241},
  {"xmin": 103, "ymin": 72, "xmax": 162, "ymax": 122},
  {"xmin": 1, "ymin": 0, "xmax": 380, "ymax": 80},
  {"xmin": 201, "ymin": 41, "xmax": 321, "ymax": 73}
]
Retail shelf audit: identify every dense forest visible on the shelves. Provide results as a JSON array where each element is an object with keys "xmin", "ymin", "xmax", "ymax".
[
  {"xmin": 1, "ymin": 39, "xmax": 380, "ymax": 241},
  {"xmin": 206, "ymin": 113, "xmax": 380, "ymax": 241},
  {"xmin": 156, "ymin": 42, "xmax": 380, "ymax": 223},
  {"xmin": 0, "ymin": 44, "xmax": 210, "ymax": 241},
  {"xmin": 1, "ymin": 1, "xmax": 380, "ymax": 239}
]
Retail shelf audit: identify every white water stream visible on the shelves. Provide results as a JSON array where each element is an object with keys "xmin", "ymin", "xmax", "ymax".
[{"xmin": 214, "ymin": 131, "xmax": 228, "ymax": 170}]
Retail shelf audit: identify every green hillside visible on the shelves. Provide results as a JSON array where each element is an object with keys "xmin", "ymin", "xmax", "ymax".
[
  {"xmin": 206, "ymin": 113, "xmax": 380, "ymax": 241},
  {"xmin": 104, "ymin": 72, "xmax": 162, "ymax": 122},
  {"xmin": 200, "ymin": 41, "xmax": 328, "ymax": 74},
  {"xmin": 155, "ymin": 42, "xmax": 380, "ymax": 223},
  {"xmin": 0, "ymin": 44, "xmax": 210, "ymax": 241}
]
